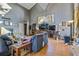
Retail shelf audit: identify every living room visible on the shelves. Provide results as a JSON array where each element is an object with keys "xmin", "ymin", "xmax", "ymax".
[{"xmin": 0, "ymin": 3, "xmax": 79, "ymax": 56}]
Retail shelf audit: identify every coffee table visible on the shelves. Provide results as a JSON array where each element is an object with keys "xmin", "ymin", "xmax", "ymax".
[{"xmin": 11, "ymin": 40, "xmax": 32, "ymax": 56}]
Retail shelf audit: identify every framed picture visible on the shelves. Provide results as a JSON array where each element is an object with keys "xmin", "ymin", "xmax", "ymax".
[
  {"xmin": 46, "ymin": 15, "xmax": 53, "ymax": 25},
  {"xmin": 37, "ymin": 15, "xmax": 54, "ymax": 25},
  {"xmin": 38, "ymin": 16, "xmax": 45, "ymax": 24}
]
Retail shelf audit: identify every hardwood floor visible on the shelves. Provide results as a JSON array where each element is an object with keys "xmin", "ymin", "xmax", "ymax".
[{"xmin": 27, "ymin": 38, "xmax": 73, "ymax": 56}]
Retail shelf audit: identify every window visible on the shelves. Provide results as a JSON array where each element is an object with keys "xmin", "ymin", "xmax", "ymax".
[
  {"xmin": 0, "ymin": 21, "xmax": 3, "ymax": 24},
  {"xmin": 4, "ymin": 20, "xmax": 13, "ymax": 26}
]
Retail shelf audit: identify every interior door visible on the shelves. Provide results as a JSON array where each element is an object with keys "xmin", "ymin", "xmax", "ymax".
[{"xmin": 24, "ymin": 24, "xmax": 27, "ymax": 35}]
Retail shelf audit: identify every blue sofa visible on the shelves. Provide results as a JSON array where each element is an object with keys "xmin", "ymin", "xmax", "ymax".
[
  {"xmin": 31, "ymin": 32, "xmax": 48, "ymax": 52},
  {"xmin": 64, "ymin": 36, "xmax": 70, "ymax": 44},
  {"xmin": 0, "ymin": 35, "xmax": 12, "ymax": 56}
]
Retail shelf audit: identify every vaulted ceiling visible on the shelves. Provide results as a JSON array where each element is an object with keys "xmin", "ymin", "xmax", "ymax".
[
  {"xmin": 18, "ymin": 3, "xmax": 36, "ymax": 10},
  {"xmin": 18, "ymin": 3, "xmax": 49, "ymax": 10}
]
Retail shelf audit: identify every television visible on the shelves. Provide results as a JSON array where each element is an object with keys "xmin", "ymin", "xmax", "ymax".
[
  {"xmin": 39, "ymin": 23, "xmax": 49, "ymax": 30},
  {"xmin": 49, "ymin": 25, "xmax": 55, "ymax": 30}
]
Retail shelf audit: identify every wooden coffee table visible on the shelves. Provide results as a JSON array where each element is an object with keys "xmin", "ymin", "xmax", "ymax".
[{"xmin": 11, "ymin": 41, "xmax": 32, "ymax": 56}]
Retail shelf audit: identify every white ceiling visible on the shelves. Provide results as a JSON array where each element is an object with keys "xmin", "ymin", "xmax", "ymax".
[
  {"xmin": 18, "ymin": 3, "xmax": 49, "ymax": 11},
  {"xmin": 18, "ymin": 3, "xmax": 36, "ymax": 10},
  {"xmin": 39, "ymin": 3, "xmax": 48, "ymax": 10}
]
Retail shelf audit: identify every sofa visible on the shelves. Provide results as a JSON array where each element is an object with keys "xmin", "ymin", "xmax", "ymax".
[
  {"xmin": 0, "ymin": 35, "xmax": 12, "ymax": 56},
  {"xmin": 0, "ymin": 32, "xmax": 48, "ymax": 55},
  {"xmin": 31, "ymin": 32, "xmax": 48, "ymax": 52},
  {"xmin": 64, "ymin": 36, "xmax": 70, "ymax": 44}
]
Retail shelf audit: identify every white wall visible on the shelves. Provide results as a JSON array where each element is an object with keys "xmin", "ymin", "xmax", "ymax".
[
  {"xmin": 31, "ymin": 3, "xmax": 74, "ymax": 24},
  {"xmin": 0, "ymin": 3, "xmax": 74, "ymax": 36},
  {"xmin": 30, "ymin": 3, "xmax": 74, "ymax": 36},
  {"xmin": 0, "ymin": 3, "xmax": 30, "ymax": 35}
]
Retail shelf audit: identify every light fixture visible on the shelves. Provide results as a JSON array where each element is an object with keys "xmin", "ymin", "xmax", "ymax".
[
  {"xmin": 10, "ymin": 22, "xmax": 12, "ymax": 26},
  {"xmin": 68, "ymin": 20, "xmax": 74, "ymax": 23},
  {"xmin": 0, "ymin": 3, "xmax": 12, "ymax": 16}
]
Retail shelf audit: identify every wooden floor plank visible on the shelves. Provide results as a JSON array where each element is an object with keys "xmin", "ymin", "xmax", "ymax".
[{"xmin": 27, "ymin": 38, "xmax": 72, "ymax": 56}]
